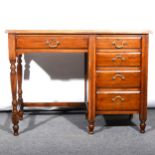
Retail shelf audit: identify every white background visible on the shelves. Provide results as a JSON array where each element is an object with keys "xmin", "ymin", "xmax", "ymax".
[{"xmin": 0, "ymin": 0, "xmax": 155, "ymax": 109}]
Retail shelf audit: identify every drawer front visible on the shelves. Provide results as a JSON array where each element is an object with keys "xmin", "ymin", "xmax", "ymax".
[
  {"xmin": 96, "ymin": 36, "xmax": 141, "ymax": 49},
  {"xmin": 96, "ymin": 91, "xmax": 140, "ymax": 111},
  {"xmin": 16, "ymin": 35, "xmax": 88, "ymax": 49},
  {"xmin": 96, "ymin": 70, "xmax": 141, "ymax": 88},
  {"xmin": 96, "ymin": 52, "xmax": 141, "ymax": 67}
]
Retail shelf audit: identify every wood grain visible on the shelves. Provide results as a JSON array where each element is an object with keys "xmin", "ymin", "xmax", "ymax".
[
  {"xmin": 87, "ymin": 36, "xmax": 96, "ymax": 134},
  {"xmin": 6, "ymin": 30, "xmax": 150, "ymax": 34},
  {"xmin": 96, "ymin": 70, "xmax": 141, "ymax": 88},
  {"xmin": 96, "ymin": 91, "xmax": 140, "ymax": 111},
  {"xmin": 8, "ymin": 34, "xmax": 16, "ymax": 60},
  {"xmin": 7, "ymin": 31, "xmax": 149, "ymax": 135},
  {"xmin": 96, "ymin": 52, "xmax": 141, "ymax": 67},
  {"xmin": 16, "ymin": 35, "xmax": 88, "ymax": 49},
  {"xmin": 139, "ymin": 35, "xmax": 149, "ymax": 133},
  {"xmin": 23, "ymin": 102, "xmax": 85, "ymax": 107},
  {"xmin": 96, "ymin": 35, "xmax": 141, "ymax": 49}
]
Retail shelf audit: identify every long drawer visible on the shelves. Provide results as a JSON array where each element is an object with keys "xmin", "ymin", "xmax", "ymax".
[
  {"xmin": 96, "ymin": 90, "xmax": 140, "ymax": 111},
  {"xmin": 96, "ymin": 70, "xmax": 141, "ymax": 88},
  {"xmin": 16, "ymin": 35, "xmax": 88, "ymax": 49},
  {"xmin": 96, "ymin": 35, "xmax": 141, "ymax": 49}
]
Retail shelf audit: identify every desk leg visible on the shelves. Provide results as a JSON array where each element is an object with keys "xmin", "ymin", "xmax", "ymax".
[
  {"xmin": 84, "ymin": 53, "xmax": 88, "ymax": 119},
  {"xmin": 139, "ymin": 35, "xmax": 148, "ymax": 134},
  {"xmin": 139, "ymin": 95, "xmax": 147, "ymax": 133},
  {"xmin": 10, "ymin": 60, "xmax": 19, "ymax": 136},
  {"xmin": 87, "ymin": 36, "xmax": 96, "ymax": 134},
  {"xmin": 17, "ymin": 55, "xmax": 24, "ymax": 120}
]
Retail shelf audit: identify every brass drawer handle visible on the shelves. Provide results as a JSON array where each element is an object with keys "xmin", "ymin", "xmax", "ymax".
[
  {"xmin": 112, "ymin": 54, "xmax": 126, "ymax": 62},
  {"xmin": 46, "ymin": 39, "xmax": 60, "ymax": 48},
  {"xmin": 112, "ymin": 95, "xmax": 125, "ymax": 103},
  {"xmin": 112, "ymin": 73, "xmax": 125, "ymax": 80},
  {"xmin": 112, "ymin": 39, "xmax": 128, "ymax": 49}
]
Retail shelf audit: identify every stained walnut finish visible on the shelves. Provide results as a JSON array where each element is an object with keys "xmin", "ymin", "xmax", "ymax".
[
  {"xmin": 7, "ymin": 30, "xmax": 149, "ymax": 135},
  {"xmin": 94, "ymin": 34, "xmax": 148, "ymax": 134}
]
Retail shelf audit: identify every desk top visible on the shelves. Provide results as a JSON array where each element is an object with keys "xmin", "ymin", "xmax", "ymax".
[{"xmin": 6, "ymin": 30, "xmax": 150, "ymax": 34}]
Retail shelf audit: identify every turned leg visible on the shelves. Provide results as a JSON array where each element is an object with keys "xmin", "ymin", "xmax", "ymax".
[
  {"xmin": 17, "ymin": 55, "xmax": 24, "ymax": 120},
  {"xmin": 88, "ymin": 120, "xmax": 95, "ymax": 134},
  {"xmin": 10, "ymin": 60, "xmax": 19, "ymax": 136}
]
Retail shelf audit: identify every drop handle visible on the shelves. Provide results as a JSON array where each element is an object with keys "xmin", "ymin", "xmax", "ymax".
[
  {"xmin": 112, "ymin": 95, "xmax": 125, "ymax": 103},
  {"xmin": 112, "ymin": 73, "xmax": 125, "ymax": 80},
  {"xmin": 112, "ymin": 55, "xmax": 126, "ymax": 62},
  {"xmin": 46, "ymin": 38, "xmax": 60, "ymax": 48},
  {"xmin": 112, "ymin": 39, "xmax": 128, "ymax": 49}
]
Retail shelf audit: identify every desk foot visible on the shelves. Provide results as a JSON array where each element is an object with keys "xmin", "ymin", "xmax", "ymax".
[
  {"xmin": 88, "ymin": 121, "xmax": 94, "ymax": 134},
  {"xmin": 12, "ymin": 110, "xmax": 19, "ymax": 136},
  {"xmin": 140, "ymin": 121, "xmax": 146, "ymax": 133},
  {"xmin": 13, "ymin": 125, "xmax": 19, "ymax": 136}
]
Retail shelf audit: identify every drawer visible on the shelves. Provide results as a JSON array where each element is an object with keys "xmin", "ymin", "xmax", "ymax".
[
  {"xmin": 96, "ymin": 36, "xmax": 141, "ymax": 49},
  {"xmin": 96, "ymin": 52, "xmax": 141, "ymax": 67},
  {"xmin": 16, "ymin": 35, "xmax": 88, "ymax": 49},
  {"xmin": 96, "ymin": 91, "xmax": 140, "ymax": 111},
  {"xmin": 96, "ymin": 70, "xmax": 141, "ymax": 88}
]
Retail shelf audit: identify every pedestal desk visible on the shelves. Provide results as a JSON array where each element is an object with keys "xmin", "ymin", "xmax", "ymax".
[{"xmin": 7, "ymin": 30, "xmax": 149, "ymax": 135}]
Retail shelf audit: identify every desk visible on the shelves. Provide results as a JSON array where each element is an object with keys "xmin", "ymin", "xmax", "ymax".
[{"xmin": 7, "ymin": 30, "xmax": 149, "ymax": 135}]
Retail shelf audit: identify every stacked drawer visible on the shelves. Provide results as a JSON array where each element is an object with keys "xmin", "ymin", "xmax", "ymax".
[{"xmin": 96, "ymin": 35, "xmax": 142, "ymax": 112}]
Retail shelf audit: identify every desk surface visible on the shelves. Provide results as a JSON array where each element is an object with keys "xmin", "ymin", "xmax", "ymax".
[{"xmin": 6, "ymin": 30, "xmax": 150, "ymax": 34}]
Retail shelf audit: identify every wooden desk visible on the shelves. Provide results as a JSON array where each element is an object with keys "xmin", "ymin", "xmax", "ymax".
[{"xmin": 7, "ymin": 30, "xmax": 149, "ymax": 136}]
